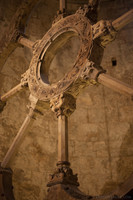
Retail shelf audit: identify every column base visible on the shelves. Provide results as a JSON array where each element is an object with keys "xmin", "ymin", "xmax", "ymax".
[{"xmin": 47, "ymin": 163, "xmax": 79, "ymax": 187}]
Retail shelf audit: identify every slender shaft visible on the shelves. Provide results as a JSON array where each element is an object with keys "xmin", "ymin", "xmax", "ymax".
[
  {"xmin": 1, "ymin": 83, "xmax": 24, "ymax": 102},
  {"xmin": 59, "ymin": 0, "xmax": 67, "ymax": 13},
  {"xmin": 1, "ymin": 99, "xmax": 37, "ymax": 168},
  {"xmin": 98, "ymin": 73, "xmax": 133, "ymax": 98},
  {"xmin": 58, "ymin": 115, "xmax": 68, "ymax": 163},
  {"xmin": 112, "ymin": 9, "xmax": 133, "ymax": 31},
  {"xmin": 18, "ymin": 36, "xmax": 35, "ymax": 49}
]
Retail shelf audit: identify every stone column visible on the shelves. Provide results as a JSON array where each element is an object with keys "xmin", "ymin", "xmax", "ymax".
[
  {"xmin": 47, "ymin": 93, "xmax": 79, "ymax": 187},
  {"xmin": 57, "ymin": 115, "xmax": 69, "ymax": 166}
]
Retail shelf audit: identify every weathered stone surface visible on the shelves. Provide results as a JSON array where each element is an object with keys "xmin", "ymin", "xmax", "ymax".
[{"xmin": 0, "ymin": 0, "xmax": 133, "ymax": 200}]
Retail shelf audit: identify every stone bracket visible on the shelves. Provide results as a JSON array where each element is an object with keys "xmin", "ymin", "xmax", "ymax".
[
  {"xmin": 92, "ymin": 20, "xmax": 117, "ymax": 46},
  {"xmin": 80, "ymin": 60, "xmax": 106, "ymax": 82}
]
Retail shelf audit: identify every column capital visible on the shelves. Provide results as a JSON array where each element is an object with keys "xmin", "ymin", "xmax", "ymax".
[{"xmin": 50, "ymin": 93, "xmax": 76, "ymax": 117}]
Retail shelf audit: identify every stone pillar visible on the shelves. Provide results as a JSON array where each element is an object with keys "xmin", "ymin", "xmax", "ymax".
[
  {"xmin": 47, "ymin": 93, "xmax": 79, "ymax": 187},
  {"xmin": 57, "ymin": 115, "xmax": 69, "ymax": 165}
]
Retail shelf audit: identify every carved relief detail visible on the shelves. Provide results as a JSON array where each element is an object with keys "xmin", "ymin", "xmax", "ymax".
[
  {"xmin": 66, "ymin": 60, "xmax": 106, "ymax": 97},
  {"xmin": 92, "ymin": 20, "xmax": 117, "ymax": 46},
  {"xmin": 50, "ymin": 94, "xmax": 76, "ymax": 117},
  {"xmin": 76, "ymin": 5, "xmax": 91, "ymax": 17},
  {"xmin": 47, "ymin": 165, "xmax": 79, "ymax": 187}
]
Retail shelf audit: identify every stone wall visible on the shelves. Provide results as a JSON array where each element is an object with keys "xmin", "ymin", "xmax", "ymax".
[{"xmin": 0, "ymin": 0, "xmax": 133, "ymax": 199}]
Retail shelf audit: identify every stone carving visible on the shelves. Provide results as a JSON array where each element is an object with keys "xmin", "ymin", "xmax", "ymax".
[
  {"xmin": 92, "ymin": 20, "xmax": 117, "ymax": 46},
  {"xmin": 50, "ymin": 93, "xmax": 76, "ymax": 117},
  {"xmin": 0, "ymin": 0, "xmax": 133, "ymax": 199},
  {"xmin": 28, "ymin": 12, "xmax": 93, "ymax": 101},
  {"xmin": 47, "ymin": 165, "xmax": 79, "ymax": 187}
]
